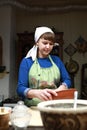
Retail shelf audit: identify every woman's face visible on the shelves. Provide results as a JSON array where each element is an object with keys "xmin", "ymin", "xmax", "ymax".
[{"xmin": 37, "ymin": 38, "xmax": 54, "ymax": 58}]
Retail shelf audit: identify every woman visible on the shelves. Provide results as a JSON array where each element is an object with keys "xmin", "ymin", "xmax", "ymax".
[{"xmin": 17, "ymin": 26, "xmax": 71, "ymax": 106}]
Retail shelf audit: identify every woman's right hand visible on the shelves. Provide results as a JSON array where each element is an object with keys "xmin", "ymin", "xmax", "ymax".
[{"xmin": 27, "ymin": 89, "xmax": 58, "ymax": 101}]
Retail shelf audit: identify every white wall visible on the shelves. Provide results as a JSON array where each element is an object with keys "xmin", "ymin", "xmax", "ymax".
[
  {"xmin": 0, "ymin": 6, "xmax": 11, "ymax": 98},
  {"xmin": 0, "ymin": 6, "xmax": 16, "ymax": 99}
]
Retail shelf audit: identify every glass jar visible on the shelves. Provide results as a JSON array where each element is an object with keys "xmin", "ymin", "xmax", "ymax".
[{"xmin": 10, "ymin": 101, "xmax": 31, "ymax": 129}]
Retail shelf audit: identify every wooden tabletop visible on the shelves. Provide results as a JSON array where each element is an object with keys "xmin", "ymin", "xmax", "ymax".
[{"xmin": 28, "ymin": 107, "xmax": 43, "ymax": 127}]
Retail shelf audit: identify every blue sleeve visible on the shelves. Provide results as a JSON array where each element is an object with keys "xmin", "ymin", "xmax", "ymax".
[
  {"xmin": 17, "ymin": 58, "xmax": 33, "ymax": 97},
  {"xmin": 51, "ymin": 55, "xmax": 72, "ymax": 88}
]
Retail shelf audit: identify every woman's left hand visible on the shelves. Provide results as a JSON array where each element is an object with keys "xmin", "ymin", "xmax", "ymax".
[{"xmin": 55, "ymin": 84, "xmax": 68, "ymax": 92}]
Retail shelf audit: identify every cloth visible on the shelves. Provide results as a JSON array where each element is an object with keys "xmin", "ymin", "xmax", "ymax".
[
  {"xmin": 34, "ymin": 26, "xmax": 54, "ymax": 42},
  {"xmin": 25, "ymin": 45, "xmax": 38, "ymax": 61},
  {"xmin": 29, "ymin": 55, "xmax": 60, "ymax": 89},
  {"xmin": 24, "ymin": 55, "xmax": 60, "ymax": 106}
]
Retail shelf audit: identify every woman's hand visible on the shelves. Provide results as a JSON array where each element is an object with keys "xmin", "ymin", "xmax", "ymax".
[
  {"xmin": 27, "ymin": 89, "xmax": 57, "ymax": 101},
  {"xmin": 55, "ymin": 84, "xmax": 68, "ymax": 92}
]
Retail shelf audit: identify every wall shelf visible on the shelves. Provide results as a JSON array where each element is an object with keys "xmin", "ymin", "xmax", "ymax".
[{"xmin": 0, "ymin": 71, "xmax": 9, "ymax": 78}]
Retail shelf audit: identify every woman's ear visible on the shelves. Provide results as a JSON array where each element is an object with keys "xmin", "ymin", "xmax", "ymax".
[{"xmin": 36, "ymin": 43, "xmax": 39, "ymax": 46}]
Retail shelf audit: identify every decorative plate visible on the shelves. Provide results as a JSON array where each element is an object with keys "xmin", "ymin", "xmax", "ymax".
[
  {"xmin": 65, "ymin": 59, "xmax": 79, "ymax": 74},
  {"xmin": 64, "ymin": 44, "xmax": 77, "ymax": 57}
]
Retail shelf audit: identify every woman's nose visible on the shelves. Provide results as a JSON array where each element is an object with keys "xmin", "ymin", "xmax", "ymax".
[{"xmin": 46, "ymin": 44, "xmax": 50, "ymax": 48}]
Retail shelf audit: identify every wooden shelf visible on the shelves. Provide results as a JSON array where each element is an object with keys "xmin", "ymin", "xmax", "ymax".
[{"xmin": 0, "ymin": 71, "xmax": 9, "ymax": 78}]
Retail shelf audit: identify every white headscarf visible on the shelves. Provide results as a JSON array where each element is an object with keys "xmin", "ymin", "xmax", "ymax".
[
  {"xmin": 26, "ymin": 26, "xmax": 54, "ymax": 61},
  {"xmin": 34, "ymin": 26, "xmax": 54, "ymax": 42}
]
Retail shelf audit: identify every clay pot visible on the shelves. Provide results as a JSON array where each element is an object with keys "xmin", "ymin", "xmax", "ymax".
[
  {"xmin": 52, "ymin": 88, "xmax": 76, "ymax": 100},
  {"xmin": 0, "ymin": 107, "xmax": 11, "ymax": 130},
  {"xmin": 38, "ymin": 99, "xmax": 87, "ymax": 130}
]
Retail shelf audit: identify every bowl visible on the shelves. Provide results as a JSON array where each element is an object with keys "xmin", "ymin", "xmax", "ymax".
[
  {"xmin": 52, "ymin": 88, "xmax": 76, "ymax": 100},
  {"xmin": 38, "ymin": 99, "xmax": 87, "ymax": 130}
]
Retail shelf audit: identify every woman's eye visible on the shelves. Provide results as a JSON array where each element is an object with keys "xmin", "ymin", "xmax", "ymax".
[
  {"xmin": 43, "ymin": 42, "xmax": 54, "ymax": 46},
  {"xmin": 50, "ymin": 43, "xmax": 54, "ymax": 45},
  {"xmin": 43, "ymin": 42, "xmax": 48, "ymax": 45}
]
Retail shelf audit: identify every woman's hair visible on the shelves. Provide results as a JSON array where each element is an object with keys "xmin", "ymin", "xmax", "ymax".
[{"xmin": 39, "ymin": 32, "xmax": 55, "ymax": 43}]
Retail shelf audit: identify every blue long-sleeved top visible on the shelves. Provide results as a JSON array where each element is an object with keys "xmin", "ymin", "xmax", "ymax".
[{"xmin": 17, "ymin": 55, "xmax": 71, "ymax": 98}]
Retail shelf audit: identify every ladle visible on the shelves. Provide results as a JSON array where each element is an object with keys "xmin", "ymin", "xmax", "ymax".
[{"xmin": 73, "ymin": 91, "xmax": 78, "ymax": 109}]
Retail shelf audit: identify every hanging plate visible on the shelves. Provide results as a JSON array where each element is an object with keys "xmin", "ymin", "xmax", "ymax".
[{"xmin": 65, "ymin": 59, "xmax": 79, "ymax": 74}]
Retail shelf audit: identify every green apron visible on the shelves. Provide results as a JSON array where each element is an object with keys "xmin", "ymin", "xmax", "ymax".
[{"xmin": 24, "ymin": 55, "xmax": 60, "ymax": 106}]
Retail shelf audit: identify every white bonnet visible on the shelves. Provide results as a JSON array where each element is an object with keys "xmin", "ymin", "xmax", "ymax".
[{"xmin": 34, "ymin": 26, "xmax": 54, "ymax": 42}]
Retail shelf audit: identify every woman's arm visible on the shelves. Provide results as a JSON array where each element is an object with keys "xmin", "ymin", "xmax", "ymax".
[{"xmin": 17, "ymin": 58, "xmax": 33, "ymax": 97}]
